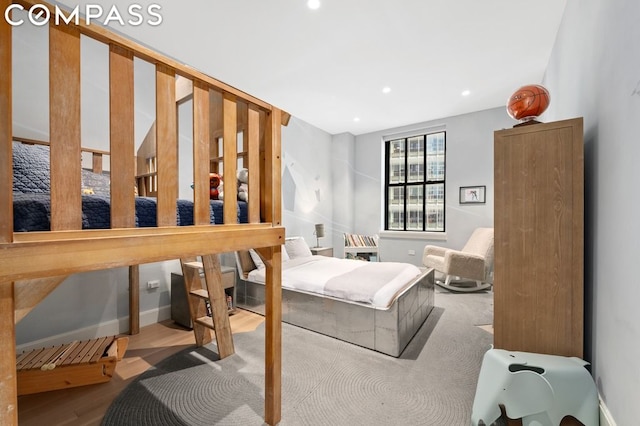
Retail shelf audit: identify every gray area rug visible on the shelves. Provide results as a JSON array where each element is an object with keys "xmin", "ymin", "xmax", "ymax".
[{"xmin": 102, "ymin": 290, "xmax": 494, "ymax": 426}]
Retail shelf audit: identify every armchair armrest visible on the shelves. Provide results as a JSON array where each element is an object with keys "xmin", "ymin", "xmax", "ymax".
[
  {"xmin": 423, "ymin": 245, "xmax": 448, "ymax": 268},
  {"xmin": 423, "ymin": 245, "xmax": 447, "ymax": 258},
  {"xmin": 444, "ymin": 250, "xmax": 486, "ymax": 281}
]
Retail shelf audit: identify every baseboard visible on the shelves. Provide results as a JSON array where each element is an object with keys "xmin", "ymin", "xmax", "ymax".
[
  {"xmin": 600, "ymin": 397, "xmax": 617, "ymax": 426},
  {"xmin": 16, "ymin": 305, "xmax": 172, "ymax": 353}
]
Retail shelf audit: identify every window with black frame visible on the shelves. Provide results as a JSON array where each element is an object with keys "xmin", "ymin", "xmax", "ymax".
[{"xmin": 384, "ymin": 131, "xmax": 445, "ymax": 232}]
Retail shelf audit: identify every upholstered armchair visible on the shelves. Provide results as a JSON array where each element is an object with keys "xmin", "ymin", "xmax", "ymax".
[{"xmin": 423, "ymin": 227, "xmax": 494, "ymax": 292}]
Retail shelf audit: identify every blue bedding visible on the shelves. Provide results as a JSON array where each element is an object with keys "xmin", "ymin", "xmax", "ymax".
[{"xmin": 12, "ymin": 142, "xmax": 247, "ymax": 231}]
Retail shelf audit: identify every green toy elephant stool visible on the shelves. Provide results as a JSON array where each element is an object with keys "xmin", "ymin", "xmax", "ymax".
[{"xmin": 471, "ymin": 348, "xmax": 599, "ymax": 426}]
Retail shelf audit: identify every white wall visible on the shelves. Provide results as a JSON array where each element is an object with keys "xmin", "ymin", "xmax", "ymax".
[
  {"xmin": 353, "ymin": 107, "xmax": 513, "ymax": 265},
  {"xmin": 330, "ymin": 132, "xmax": 356, "ymax": 255},
  {"xmin": 16, "ymin": 261, "xmax": 182, "ymax": 349},
  {"xmin": 281, "ymin": 116, "xmax": 334, "ymax": 248},
  {"xmin": 543, "ymin": 1, "xmax": 640, "ymax": 424}
]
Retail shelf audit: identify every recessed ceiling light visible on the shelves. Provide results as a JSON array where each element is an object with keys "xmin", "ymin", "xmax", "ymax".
[
  {"xmin": 307, "ymin": 0, "xmax": 320, "ymax": 10},
  {"xmin": 353, "ymin": 117, "xmax": 360, "ymax": 122},
  {"xmin": 461, "ymin": 90, "xmax": 471, "ymax": 96},
  {"xmin": 382, "ymin": 87, "xmax": 391, "ymax": 94}
]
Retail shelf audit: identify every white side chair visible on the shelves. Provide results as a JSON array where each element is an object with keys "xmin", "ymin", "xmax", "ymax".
[{"xmin": 422, "ymin": 227, "xmax": 494, "ymax": 292}]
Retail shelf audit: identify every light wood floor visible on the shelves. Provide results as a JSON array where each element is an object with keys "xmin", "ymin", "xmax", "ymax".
[{"xmin": 17, "ymin": 309, "xmax": 265, "ymax": 426}]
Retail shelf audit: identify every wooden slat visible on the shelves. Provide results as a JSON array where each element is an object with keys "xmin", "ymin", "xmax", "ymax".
[
  {"xmin": 89, "ymin": 336, "xmax": 116, "ymax": 363},
  {"xmin": 202, "ymin": 254, "xmax": 234, "ymax": 357},
  {"xmin": 14, "ymin": 276, "xmax": 67, "ymax": 323},
  {"xmin": 263, "ymin": 109, "xmax": 283, "ymax": 426},
  {"xmin": 223, "ymin": 94, "xmax": 238, "ymax": 224},
  {"xmin": 129, "ymin": 265, "xmax": 139, "ymax": 335},
  {"xmin": 247, "ymin": 105, "xmax": 261, "ymax": 223},
  {"xmin": 15, "ymin": 350, "xmax": 33, "ymax": 367},
  {"xmin": 264, "ymin": 108, "xmax": 282, "ymax": 226},
  {"xmin": 180, "ymin": 256, "xmax": 213, "ymax": 346},
  {"xmin": 236, "ymin": 101, "xmax": 249, "ymax": 147},
  {"xmin": 109, "ymin": 45, "xmax": 136, "ymax": 229},
  {"xmin": 30, "ymin": 345, "xmax": 62, "ymax": 371},
  {"xmin": 189, "ymin": 288, "xmax": 209, "ymax": 299},
  {"xmin": 14, "ymin": 222, "xmax": 274, "ymax": 243},
  {"xmin": 60, "ymin": 340, "xmax": 89, "ymax": 366},
  {"xmin": 17, "ymin": 348, "xmax": 44, "ymax": 371},
  {"xmin": 261, "ymin": 246, "xmax": 282, "ymax": 426},
  {"xmin": 0, "ymin": 2, "xmax": 12, "ymax": 243},
  {"xmin": 194, "ymin": 317, "xmax": 216, "ymax": 329},
  {"xmin": 193, "ymin": 81, "xmax": 211, "ymax": 225},
  {"xmin": 49, "ymin": 23, "xmax": 82, "ymax": 231},
  {"xmin": 78, "ymin": 337, "xmax": 108, "ymax": 364},
  {"xmin": 5, "ymin": 229, "xmax": 285, "ymax": 284},
  {"xmin": 136, "ymin": 122, "xmax": 156, "ymax": 185},
  {"xmin": 209, "ymin": 90, "xmax": 223, "ymax": 158},
  {"xmin": 91, "ymin": 153, "xmax": 103, "ymax": 174},
  {"xmin": 155, "ymin": 64, "xmax": 178, "ymax": 227},
  {"xmin": 12, "ymin": 137, "xmax": 109, "ymax": 156}
]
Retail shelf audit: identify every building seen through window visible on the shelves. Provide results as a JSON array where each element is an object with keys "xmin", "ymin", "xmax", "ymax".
[{"xmin": 385, "ymin": 131, "xmax": 445, "ymax": 231}]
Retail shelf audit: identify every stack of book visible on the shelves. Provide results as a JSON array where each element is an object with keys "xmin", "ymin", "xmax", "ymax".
[{"xmin": 344, "ymin": 233, "xmax": 377, "ymax": 247}]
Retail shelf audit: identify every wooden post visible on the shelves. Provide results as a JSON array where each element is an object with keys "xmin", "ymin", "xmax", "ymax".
[
  {"xmin": 1, "ymin": 8, "xmax": 19, "ymax": 424},
  {"xmin": 193, "ymin": 81, "xmax": 211, "ymax": 225},
  {"xmin": 262, "ymin": 246, "xmax": 282, "ymax": 426},
  {"xmin": 247, "ymin": 105, "xmax": 261, "ymax": 223},
  {"xmin": 0, "ymin": 0, "xmax": 12, "ymax": 243},
  {"xmin": 109, "ymin": 45, "xmax": 135, "ymax": 229},
  {"xmin": 110, "ymin": 45, "xmax": 139, "ymax": 334},
  {"xmin": 155, "ymin": 64, "xmax": 177, "ymax": 227},
  {"xmin": 50, "ymin": 23, "xmax": 82, "ymax": 231},
  {"xmin": 201, "ymin": 254, "xmax": 234, "ymax": 358},
  {"xmin": 0, "ymin": 281, "xmax": 17, "ymax": 426},
  {"xmin": 264, "ymin": 108, "xmax": 282, "ymax": 226},
  {"xmin": 263, "ymin": 107, "xmax": 283, "ymax": 425},
  {"xmin": 222, "ymin": 94, "xmax": 238, "ymax": 224},
  {"xmin": 91, "ymin": 153, "xmax": 103, "ymax": 174},
  {"xmin": 128, "ymin": 266, "xmax": 139, "ymax": 335}
]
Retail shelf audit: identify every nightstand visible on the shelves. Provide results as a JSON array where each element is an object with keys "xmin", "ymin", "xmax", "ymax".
[
  {"xmin": 310, "ymin": 247, "xmax": 333, "ymax": 257},
  {"xmin": 171, "ymin": 265, "xmax": 236, "ymax": 329}
]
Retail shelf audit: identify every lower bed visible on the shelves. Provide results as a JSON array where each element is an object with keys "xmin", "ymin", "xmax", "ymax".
[{"xmin": 235, "ymin": 252, "xmax": 435, "ymax": 357}]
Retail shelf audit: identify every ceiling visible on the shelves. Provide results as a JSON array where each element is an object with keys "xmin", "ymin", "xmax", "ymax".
[{"xmin": 58, "ymin": 0, "xmax": 568, "ymax": 135}]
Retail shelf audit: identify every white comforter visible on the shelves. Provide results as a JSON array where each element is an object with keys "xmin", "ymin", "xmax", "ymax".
[{"xmin": 247, "ymin": 256, "xmax": 422, "ymax": 308}]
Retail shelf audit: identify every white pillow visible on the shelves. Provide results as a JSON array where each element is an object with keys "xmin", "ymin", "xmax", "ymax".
[
  {"xmin": 285, "ymin": 237, "xmax": 313, "ymax": 259},
  {"xmin": 249, "ymin": 246, "xmax": 289, "ymax": 270}
]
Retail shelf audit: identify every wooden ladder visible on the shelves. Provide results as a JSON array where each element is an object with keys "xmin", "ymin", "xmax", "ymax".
[{"xmin": 179, "ymin": 254, "xmax": 235, "ymax": 358}]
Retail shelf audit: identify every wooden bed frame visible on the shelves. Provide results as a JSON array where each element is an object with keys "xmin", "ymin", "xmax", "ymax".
[
  {"xmin": 0, "ymin": 1, "xmax": 288, "ymax": 424},
  {"xmin": 235, "ymin": 251, "xmax": 436, "ymax": 357}
]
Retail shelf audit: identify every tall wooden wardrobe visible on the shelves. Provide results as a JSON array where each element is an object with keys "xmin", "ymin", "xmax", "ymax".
[{"xmin": 493, "ymin": 117, "xmax": 584, "ymax": 358}]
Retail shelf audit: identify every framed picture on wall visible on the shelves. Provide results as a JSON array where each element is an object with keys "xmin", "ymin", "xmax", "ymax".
[{"xmin": 459, "ymin": 185, "xmax": 486, "ymax": 204}]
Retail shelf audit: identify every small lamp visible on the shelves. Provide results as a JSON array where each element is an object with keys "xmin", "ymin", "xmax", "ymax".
[{"xmin": 314, "ymin": 223, "xmax": 325, "ymax": 248}]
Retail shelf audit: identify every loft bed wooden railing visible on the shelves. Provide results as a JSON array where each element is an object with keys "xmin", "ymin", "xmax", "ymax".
[
  {"xmin": 0, "ymin": 1, "xmax": 288, "ymax": 425},
  {"xmin": 12, "ymin": 136, "xmax": 110, "ymax": 174}
]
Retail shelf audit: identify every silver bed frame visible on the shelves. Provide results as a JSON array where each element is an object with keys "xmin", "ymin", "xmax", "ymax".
[{"xmin": 234, "ymin": 252, "xmax": 435, "ymax": 357}]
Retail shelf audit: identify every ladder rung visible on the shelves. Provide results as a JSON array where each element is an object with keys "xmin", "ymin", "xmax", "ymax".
[
  {"xmin": 183, "ymin": 261, "xmax": 204, "ymax": 270},
  {"xmin": 189, "ymin": 289, "xmax": 209, "ymax": 299},
  {"xmin": 194, "ymin": 317, "xmax": 215, "ymax": 330}
]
